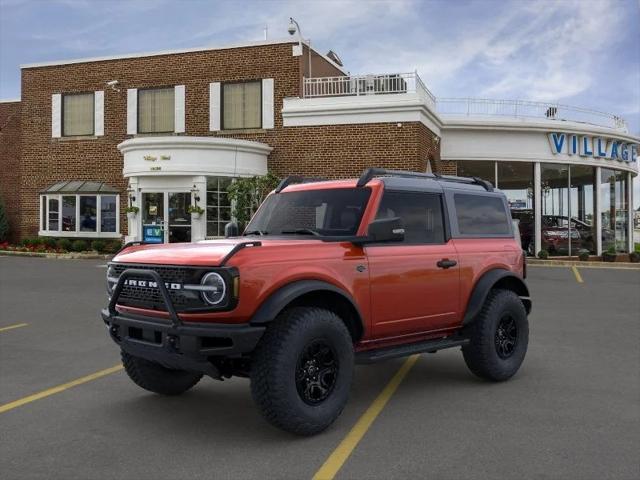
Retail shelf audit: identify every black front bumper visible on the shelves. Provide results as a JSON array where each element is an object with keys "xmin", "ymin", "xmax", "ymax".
[{"xmin": 102, "ymin": 268, "xmax": 264, "ymax": 378}]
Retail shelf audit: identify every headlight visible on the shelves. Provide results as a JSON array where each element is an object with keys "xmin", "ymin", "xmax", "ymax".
[
  {"xmin": 106, "ymin": 264, "xmax": 118, "ymax": 295},
  {"xmin": 200, "ymin": 272, "xmax": 226, "ymax": 305}
]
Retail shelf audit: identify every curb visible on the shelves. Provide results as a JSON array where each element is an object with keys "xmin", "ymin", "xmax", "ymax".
[
  {"xmin": 0, "ymin": 250, "xmax": 113, "ymax": 260},
  {"xmin": 528, "ymin": 259, "xmax": 640, "ymax": 270}
]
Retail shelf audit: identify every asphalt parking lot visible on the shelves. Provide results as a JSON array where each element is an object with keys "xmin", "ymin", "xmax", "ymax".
[{"xmin": 1, "ymin": 257, "xmax": 639, "ymax": 480}]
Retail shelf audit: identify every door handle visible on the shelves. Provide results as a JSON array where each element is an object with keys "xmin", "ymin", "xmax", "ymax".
[{"xmin": 437, "ymin": 259, "xmax": 457, "ymax": 269}]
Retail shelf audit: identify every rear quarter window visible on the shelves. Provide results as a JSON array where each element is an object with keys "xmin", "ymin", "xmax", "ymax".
[{"xmin": 454, "ymin": 193, "xmax": 511, "ymax": 236}]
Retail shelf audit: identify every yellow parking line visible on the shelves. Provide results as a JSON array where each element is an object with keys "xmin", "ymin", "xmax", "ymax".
[
  {"xmin": 0, "ymin": 364, "xmax": 123, "ymax": 414},
  {"xmin": 0, "ymin": 323, "xmax": 28, "ymax": 333},
  {"xmin": 571, "ymin": 266, "xmax": 584, "ymax": 283},
  {"xmin": 313, "ymin": 354, "xmax": 420, "ymax": 480}
]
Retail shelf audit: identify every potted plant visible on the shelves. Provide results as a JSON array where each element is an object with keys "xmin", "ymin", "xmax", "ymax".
[
  {"xmin": 602, "ymin": 245, "xmax": 617, "ymax": 262},
  {"xmin": 125, "ymin": 206, "xmax": 139, "ymax": 220},
  {"xmin": 577, "ymin": 249, "xmax": 590, "ymax": 261},
  {"xmin": 187, "ymin": 205, "xmax": 204, "ymax": 219}
]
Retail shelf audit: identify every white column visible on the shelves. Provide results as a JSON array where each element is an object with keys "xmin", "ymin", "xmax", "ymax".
[
  {"xmin": 595, "ymin": 166, "xmax": 602, "ymax": 256},
  {"xmin": 534, "ymin": 162, "xmax": 542, "ymax": 256},
  {"xmin": 191, "ymin": 175, "xmax": 207, "ymax": 242},
  {"xmin": 628, "ymin": 171, "xmax": 634, "ymax": 253},
  {"xmin": 125, "ymin": 178, "xmax": 140, "ymax": 243}
]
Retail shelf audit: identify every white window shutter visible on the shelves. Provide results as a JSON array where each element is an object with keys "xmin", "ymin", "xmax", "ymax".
[
  {"xmin": 174, "ymin": 85, "xmax": 185, "ymax": 133},
  {"xmin": 262, "ymin": 78, "xmax": 274, "ymax": 129},
  {"xmin": 209, "ymin": 82, "xmax": 221, "ymax": 131},
  {"xmin": 51, "ymin": 94, "xmax": 62, "ymax": 138},
  {"xmin": 127, "ymin": 88, "xmax": 137, "ymax": 135},
  {"xmin": 94, "ymin": 90, "xmax": 104, "ymax": 136}
]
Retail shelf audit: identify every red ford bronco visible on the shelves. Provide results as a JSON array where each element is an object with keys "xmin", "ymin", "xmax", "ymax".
[{"xmin": 103, "ymin": 168, "xmax": 531, "ymax": 435}]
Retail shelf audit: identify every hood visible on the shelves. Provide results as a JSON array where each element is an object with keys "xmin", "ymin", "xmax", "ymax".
[
  {"xmin": 112, "ymin": 238, "xmax": 322, "ymax": 266},
  {"xmin": 113, "ymin": 239, "xmax": 250, "ymax": 266}
]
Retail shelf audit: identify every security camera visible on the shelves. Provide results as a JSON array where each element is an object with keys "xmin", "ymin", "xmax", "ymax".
[
  {"xmin": 106, "ymin": 80, "xmax": 118, "ymax": 86},
  {"xmin": 288, "ymin": 18, "xmax": 297, "ymax": 35}
]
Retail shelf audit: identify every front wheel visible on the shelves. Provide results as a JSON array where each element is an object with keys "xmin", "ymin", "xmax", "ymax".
[
  {"xmin": 462, "ymin": 289, "xmax": 529, "ymax": 381},
  {"xmin": 250, "ymin": 307, "xmax": 354, "ymax": 436}
]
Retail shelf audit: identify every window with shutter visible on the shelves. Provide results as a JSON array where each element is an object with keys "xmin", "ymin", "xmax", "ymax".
[
  {"xmin": 138, "ymin": 87, "xmax": 175, "ymax": 133},
  {"xmin": 62, "ymin": 92, "xmax": 95, "ymax": 136},
  {"xmin": 222, "ymin": 81, "xmax": 261, "ymax": 130}
]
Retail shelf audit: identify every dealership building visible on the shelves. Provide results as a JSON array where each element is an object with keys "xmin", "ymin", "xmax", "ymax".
[{"xmin": 0, "ymin": 38, "xmax": 637, "ymax": 255}]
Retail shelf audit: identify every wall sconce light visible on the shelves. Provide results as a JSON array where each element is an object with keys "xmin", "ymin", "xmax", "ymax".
[
  {"xmin": 191, "ymin": 185, "xmax": 200, "ymax": 203},
  {"xmin": 126, "ymin": 187, "xmax": 136, "ymax": 204}
]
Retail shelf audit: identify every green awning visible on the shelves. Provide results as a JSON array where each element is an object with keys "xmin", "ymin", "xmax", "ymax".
[{"xmin": 41, "ymin": 181, "xmax": 119, "ymax": 194}]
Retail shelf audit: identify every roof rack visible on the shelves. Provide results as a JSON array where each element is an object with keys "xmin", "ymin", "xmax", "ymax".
[
  {"xmin": 275, "ymin": 176, "xmax": 328, "ymax": 193},
  {"xmin": 356, "ymin": 168, "xmax": 494, "ymax": 192}
]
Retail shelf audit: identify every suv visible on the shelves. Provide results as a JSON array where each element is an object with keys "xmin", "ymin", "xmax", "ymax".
[{"xmin": 103, "ymin": 168, "xmax": 531, "ymax": 436}]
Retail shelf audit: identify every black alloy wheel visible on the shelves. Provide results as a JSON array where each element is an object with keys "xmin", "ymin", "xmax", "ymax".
[
  {"xmin": 495, "ymin": 314, "xmax": 518, "ymax": 359},
  {"xmin": 295, "ymin": 339, "xmax": 339, "ymax": 405}
]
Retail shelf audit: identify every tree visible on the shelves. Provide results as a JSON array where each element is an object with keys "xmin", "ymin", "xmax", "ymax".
[
  {"xmin": 0, "ymin": 196, "xmax": 9, "ymax": 242},
  {"xmin": 226, "ymin": 173, "xmax": 280, "ymax": 229}
]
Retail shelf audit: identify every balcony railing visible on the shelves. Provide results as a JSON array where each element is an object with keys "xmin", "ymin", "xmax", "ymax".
[
  {"xmin": 437, "ymin": 98, "xmax": 627, "ymax": 131},
  {"xmin": 303, "ymin": 72, "xmax": 436, "ymax": 108},
  {"xmin": 301, "ymin": 74, "xmax": 628, "ymax": 132}
]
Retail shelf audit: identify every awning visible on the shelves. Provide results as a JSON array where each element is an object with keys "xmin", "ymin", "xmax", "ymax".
[{"xmin": 40, "ymin": 180, "xmax": 119, "ymax": 194}]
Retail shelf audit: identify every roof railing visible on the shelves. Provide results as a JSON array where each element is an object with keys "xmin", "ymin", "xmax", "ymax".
[{"xmin": 356, "ymin": 168, "xmax": 494, "ymax": 192}]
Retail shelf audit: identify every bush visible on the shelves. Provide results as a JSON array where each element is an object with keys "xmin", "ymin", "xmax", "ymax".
[
  {"xmin": 577, "ymin": 249, "xmax": 590, "ymax": 261},
  {"xmin": 41, "ymin": 237, "xmax": 58, "ymax": 249},
  {"xmin": 21, "ymin": 237, "xmax": 42, "ymax": 247},
  {"xmin": 105, "ymin": 240, "xmax": 122, "ymax": 254},
  {"xmin": 630, "ymin": 252, "xmax": 640, "ymax": 263},
  {"xmin": 91, "ymin": 240, "xmax": 106, "ymax": 253},
  {"xmin": 57, "ymin": 238, "xmax": 73, "ymax": 251},
  {"xmin": 71, "ymin": 239, "xmax": 88, "ymax": 252},
  {"xmin": 0, "ymin": 197, "xmax": 9, "ymax": 242},
  {"xmin": 537, "ymin": 249, "xmax": 549, "ymax": 259}
]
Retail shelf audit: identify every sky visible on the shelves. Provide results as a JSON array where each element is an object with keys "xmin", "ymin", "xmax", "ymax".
[{"xmin": 0, "ymin": 0, "xmax": 639, "ymax": 204}]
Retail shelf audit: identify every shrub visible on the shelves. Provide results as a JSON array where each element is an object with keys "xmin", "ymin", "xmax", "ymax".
[
  {"xmin": 537, "ymin": 249, "xmax": 549, "ymax": 259},
  {"xmin": 105, "ymin": 240, "xmax": 122, "ymax": 254},
  {"xmin": 227, "ymin": 173, "xmax": 280, "ymax": 229},
  {"xmin": 21, "ymin": 237, "xmax": 42, "ymax": 247},
  {"xmin": 577, "ymin": 249, "xmax": 590, "ymax": 261},
  {"xmin": 629, "ymin": 252, "xmax": 640, "ymax": 263},
  {"xmin": 91, "ymin": 240, "xmax": 107, "ymax": 253},
  {"xmin": 71, "ymin": 239, "xmax": 88, "ymax": 252},
  {"xmin": 41, "ymin": 237, "xmax": 58, "ymax": 249},
  {"xmin": 57, "ymin": 238, "xmax": 73, "ymax": 251},
  {"xmin": 0, "ymin": 197, "xmax": 9, "ymax": 242}
]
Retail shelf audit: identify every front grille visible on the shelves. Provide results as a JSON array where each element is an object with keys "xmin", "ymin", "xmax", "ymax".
[{"xmin": 111, "ymin": 264, "xmax": 207, "ymax": 312}]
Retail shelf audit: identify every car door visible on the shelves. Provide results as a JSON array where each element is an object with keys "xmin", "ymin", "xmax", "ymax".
[{"xmin": 366, "ymin": 190, "xmax": 460, "ymax": 339}]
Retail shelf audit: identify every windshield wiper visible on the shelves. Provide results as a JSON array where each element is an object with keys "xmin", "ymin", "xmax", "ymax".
[
  {"xmin": 244, "ymin": 230, "xmax": 267, "ymax": 236},
  {"xmin": 280, "ymin": 228, "xmax": 321, "ymax": 236}
]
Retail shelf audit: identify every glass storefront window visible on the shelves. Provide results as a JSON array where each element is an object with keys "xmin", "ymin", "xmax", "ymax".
[
  {"xmin": 100, "ymin": 195, "xmax": 117, "ymax": 233},
  {"xmin": 206, "ymin": 177, "xmax": 233, "ymax": 237},
  {"xmin": 62, "ymin": 195, "xmax": 76, "ymax": 232},
  {"xmin": 541, "ymin": 164, "xmax": 570, "ymax": 256},
  {"xmin": 602, "ymin": 169, "xmax": 629, "ymax": 253},
  {"xmin": 570, "ymin": 165, "xmax": 596, "ymax": 254},
  {"xmin": 79, "ymin": 196, "xmax": 97, "ymax": 232},
  {"xmin": 497, "ymin": 162, "xmax": 534, "ymax": 254},
  {"xmin": 457, "ymin": 160, "xmax": 496, "ymax": 185}
]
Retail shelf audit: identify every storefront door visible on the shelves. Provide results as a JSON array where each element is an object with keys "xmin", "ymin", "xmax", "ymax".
[{"xmin": 141, "ymin": 192, "xmax": 191, "ymax": 243}]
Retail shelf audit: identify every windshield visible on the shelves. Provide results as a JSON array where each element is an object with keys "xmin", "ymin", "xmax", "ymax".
[{"xmin": 245, "ymin": 188, "xmax": 371, "ymax": 237}]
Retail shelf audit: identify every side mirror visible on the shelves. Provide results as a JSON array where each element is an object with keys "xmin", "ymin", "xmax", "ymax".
[
  {"xmin": 224, "ymin": 222, "xmax": 239, "ymax": 238},
  {"xmin": 363, "ymin": 217, "xmax": 405, "ymax": 243}
]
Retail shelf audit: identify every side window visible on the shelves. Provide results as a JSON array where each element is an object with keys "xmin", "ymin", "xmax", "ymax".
[
  {"xmin": 375, "ymin": 191, "xmax": 445, "ymax": 244},
  {"xmin": 454, "ymin": 193, "xmax": 511, "ymax": 235}
]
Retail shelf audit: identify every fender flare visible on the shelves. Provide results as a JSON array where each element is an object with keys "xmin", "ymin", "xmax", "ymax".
[
  {"xmin": 250, "ymin": 280, "xmax": 365, "ymax": 334},
  {"xmin": 463, "ymin": 269, "xmax": 531, "ymax": 325}
]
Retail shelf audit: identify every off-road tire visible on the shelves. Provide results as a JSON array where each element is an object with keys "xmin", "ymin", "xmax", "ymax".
[
  {"xmin": 121, "ymin": 350, "xmax": 202, "ymax": 395},
  {"xmin": 250, "ymin": 307, "xmax": 354, "ymax": 436},
  {"xmin": 462, "ymin": 289, "xmax": 528, "ymax": 381}
]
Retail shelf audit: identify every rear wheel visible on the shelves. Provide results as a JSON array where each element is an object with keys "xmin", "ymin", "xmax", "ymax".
[
  {"xmin": 250, "ymin": 307, "xmax": 354, "ymax": 436},
  {"xmin": 462, "ymin": 289, "xmax": 528, "ymax": 381},
  {"xmin": 121, "ymin": 350, "xmax": 202, "ymax": 395}
]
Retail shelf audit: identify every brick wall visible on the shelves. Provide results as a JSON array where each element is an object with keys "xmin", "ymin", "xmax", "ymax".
[
  {"xmin": 0, "ymin": 101, "xmax": 21, "ymax": 242},
  {"xmin": 14, "ymin": 41, "xmax": 441, "ymax": 240}
]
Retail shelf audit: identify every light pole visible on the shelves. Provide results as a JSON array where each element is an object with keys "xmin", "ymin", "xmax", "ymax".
[{"xmin": 288, "ymin": 17, "xmax": 312, "ymax": 80}]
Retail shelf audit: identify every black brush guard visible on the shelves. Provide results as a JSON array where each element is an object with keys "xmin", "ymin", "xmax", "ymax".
[{"xmin": 102, "ymin": 269, "xmax": 265, "ymax": 378}]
